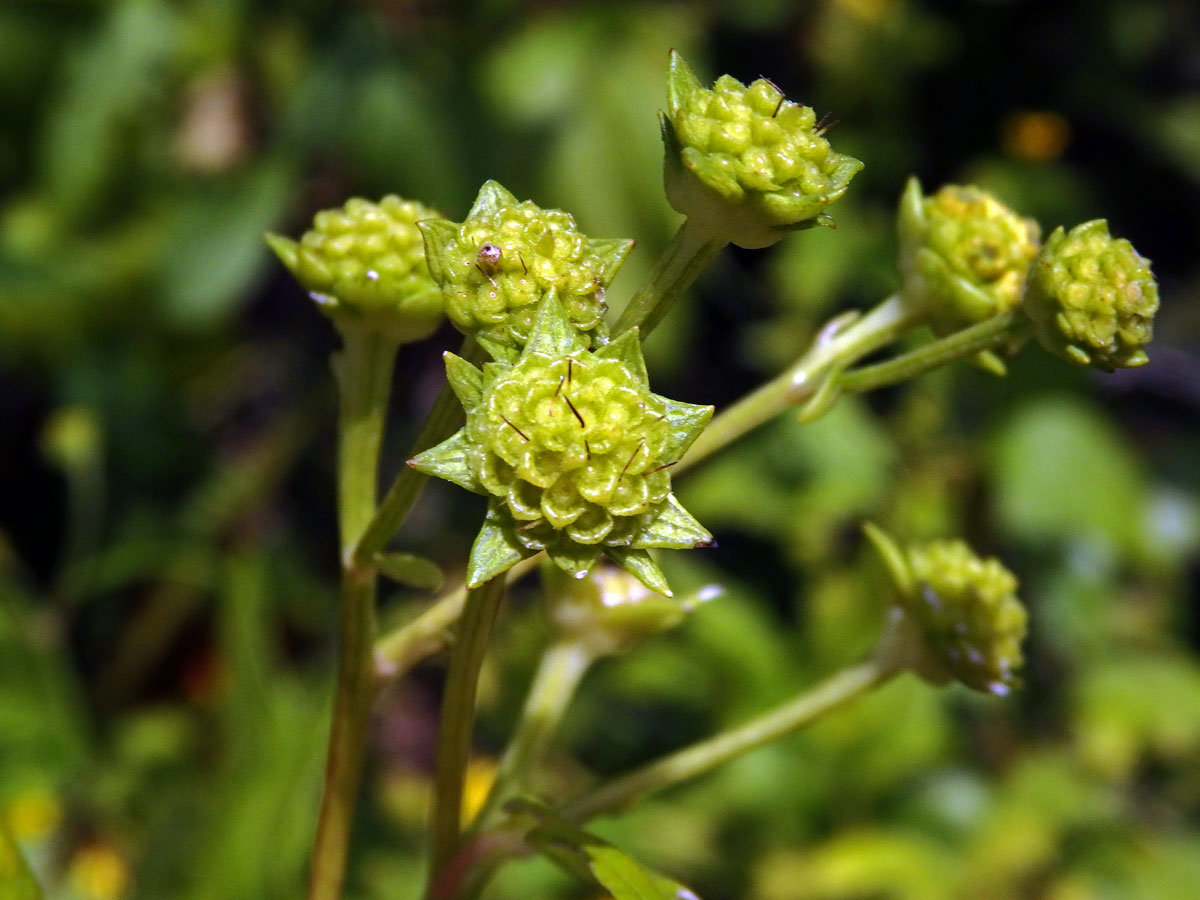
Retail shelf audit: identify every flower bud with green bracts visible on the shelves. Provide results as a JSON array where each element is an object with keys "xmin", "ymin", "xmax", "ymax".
[
  {"xmin": 266, "ymin": 195, "xmax": 444, "ymax": 343},
  {"xmin": 1023, "ymin": 219, "xmax": 1158, "ymax": 371},
  {"xmin": 410, "ymin": 295, "xmax": 714, "ymax": 596},
  {"xmin": 896, "ymin": 178, "xmax": 1040, "ymax": 373},
  {"xmin": 864, "ymin": 523, "xmax": 1026, "ymax": 696},
  {"xmin": 418, "ymin": 181, "xmax": 634, "ymax": 362},
  {"xmin": 545, "ymin": 562, "xmax": 720, "ymax": 658},
  {"xmin": 661, "ymin": 51, "xmax": 863, "ymax": 249}
]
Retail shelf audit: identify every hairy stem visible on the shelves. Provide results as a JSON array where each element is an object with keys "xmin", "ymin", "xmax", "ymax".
[
  {"xmin": 308, "ymin": 323, "xmax": 397, "ymax": 900},
  {"xmin": 612, "ymin": 216, "xmax": 726, "ymax": 339},
  {"xmin": 428, "ymin": 576, "xmax": 508, "ymax": 888}
]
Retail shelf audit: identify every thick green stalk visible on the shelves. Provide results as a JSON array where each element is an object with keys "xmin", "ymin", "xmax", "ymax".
[
  {"xmin": 353, "ymin": 338, "xmax": 484, "ymax": 568},
  {"xmin": 475, "ymin": 639, "xmax": 596, "ymax": 828},
  {"xmin": 428, "ymin": 576, "xmax": 508, "ymax": 889},
  {"xmin": 612, "ymin": 216, "xmax": 726, "ymax": 339},
  {"xmin": 678, "ymin": 294, "xmax": 912, "ymax": 472},
  {"xmin": 309, "ymin": 323, "xmax": 398, "ymax": 900},
  {"xmin": 558, "ymin": 653, "xmax": 900, "ymax": 824}
]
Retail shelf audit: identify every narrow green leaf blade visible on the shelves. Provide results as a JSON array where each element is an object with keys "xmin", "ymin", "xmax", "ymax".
[
  {"xmin": 375, "ymin": 552, "xmax": 444, "ymax": 592},
  {"xmin": 589, "ymin": 844, "xmax": 700, "ymax": 900}
]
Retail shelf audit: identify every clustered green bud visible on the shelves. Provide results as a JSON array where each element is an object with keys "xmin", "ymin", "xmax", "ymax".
[
  {"xmin": 1023, "ymin": 219, "xmax": 1158, "ymax": 371},
  {"xmin": 865, "ymin": 524, "xmax": 1026, "ymax": 695},
  {"xmin": 411, "ymin": 296, "xmax": 713, "ymax": 595},
  {"xmin": 546, "ymin": 563, "xmax": 718, "ymax": 657},
  {"xmin": 419, "ymin": 181, "xmax": 633, "ymax": 361},
  {"xmin": 661, "ymin": 51, "xmax": 863, "ymax": 249},
  {"xmin": 897, "ymin": 177, "xmax": 1040, "ymax": 333},
  {"xmin": 266, "ymin": 195, "xmax": 444, "ymax": 342}
]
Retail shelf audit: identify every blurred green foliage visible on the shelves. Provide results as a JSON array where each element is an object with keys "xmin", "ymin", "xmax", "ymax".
[{"xmin": 2, "ymin": 1, "xmax": 1199, "ymax": 899}]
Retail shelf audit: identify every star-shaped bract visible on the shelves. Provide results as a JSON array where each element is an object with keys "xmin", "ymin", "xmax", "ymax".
[
  {"xmin": 419, "ymin": 181, "xmax": 634, "ymax": 362},
  {"xmin": 410, "ymin": 295, "xmax": 714, "ymax": 594}
]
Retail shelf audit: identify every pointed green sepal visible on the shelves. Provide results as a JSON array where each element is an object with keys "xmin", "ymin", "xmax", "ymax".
[
  {"xmin": 548, "ymin": 541, "xmax": 603, "ymax": 581},
  {"xmin": 416, "ymin": 218, "xmax": 461, "ymax": 287},
  {"xmin": 660, "ymin": 397, "xmax": 714, "ymax": 460},
  {"xmin": 607, "ymin": 547, "xmax": 672, "ymax": 597},
  {"xmin": 469, "ymin": 179, "xmax": 520, "ymax": 219},
  {"xmin": 586, "ymin": 237, "xmax": 637, "ymax": 284},
  {"xmin": 632, "ymin": 494, "xmax": 714, "ymax": 550},
  {"xmin": 375, "ymin": 552, "xmax": 444, "ymax": 592},
  {"xmin": 467, "ymin": 508, "xmax": 535, "ymax": 588},
  {"xmin": 666, "ymin": 48, "xmax": 704, "ymax": 115},
  {"xmin": 524, "ymin": 292, "xmax": 590, "ymax": 360},
  {"xmin": 408, "ymin": 430, "xmax": 483, "ymax": 494},
  {"xmin": 443, "ymin": 352, "xmax": 483, "ymax": 410},
  {"xmin": 592, "ymin": 329, "xmax": 649, "ymax": 386},
  {"xmin": 862, "ymin": 521, "xmax": 914, "ymax": 598},
  {"xmin": 265, "ymin": 232, "xmax": 299, "ymax": 270}
]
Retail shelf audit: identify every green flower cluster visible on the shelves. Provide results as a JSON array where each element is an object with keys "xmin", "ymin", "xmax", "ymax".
[
  {"xmin": 1024, "ymin": 219, "xmax": 1158, "ymax": 371},
  {"xmin": 897, "ymin": 178, "xmax": 1040, "ymax": 331},
  {"xmin": 866, "ymin": 524, "xmax": 1026, "ymax": 695},
  {"xmin": 411, "ymin": 296, "xmax": 713, "ymax": 594},
  {"xmin": 661, "ymin": 51, "xmax": 863, "ymax": 248},
  {"xmin": 419, "ymin": 181, "xmax": 633, "ymax": 361},
  {"xmin": 266, "ymin": 195, "xmax": 444, "ymax": 342}
]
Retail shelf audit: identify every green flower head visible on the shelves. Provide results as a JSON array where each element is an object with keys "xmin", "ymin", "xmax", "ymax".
[
  {"xmin": 410, "ymin": 295, "xmax": 714, "ymax": 595},
  {"xmin": 661, "ymin": 51, "xmax": 863, "ymax": 249},
  {"xmin": 266, "ymin": 195, "xmax": 444, "ymax": 343},
  {"xmin": 1024, "ymin": 219, "xmax": 1159, "ymax": 371},
  {"xmin": 865, "ymin": 524, "xmax": 1026, "ymax": 696},
  {"xmin": 897, "ymin": 177, "xmax": 1040, "ymax": 332},
  {"xmin": 418, "ymin": 181, "xmax": 634, "ymax": 362}
]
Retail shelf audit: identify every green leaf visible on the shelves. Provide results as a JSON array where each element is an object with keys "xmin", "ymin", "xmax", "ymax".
[
  {"xmin": 375, "ymin": 552, "xmax": 444, "ymax": 592},
  {"xmin": 631, "ymin": 495, "xmax": 714, "ymax": 550},
  {"xmin": 593, "ymin": 329, "xmax": 649, "ymax": 386},
  {"xmin": 408, "ymin": 430, "xmax": 482, "ymax": 493},
  {"xmin": 607, "ymin": 547, "xmax": 672, "ymax": 596},
  {"xmin": 443, "ymin": 352, "xmax": 483, "ymax": 409},
  {"xmin": 547, "ymin": 541, "xmax": 602, "ymax": 580},
  {"xmin": 467, "ymin": 509, "xmax": 534, "ymax": 588},
  {"xmin": 523, "ymin": 291, "xmax": 589, "ymax": 360},
  {"xmin": 0, "ymin": 824, "xmax": 44, "ymax": 900},
  {"xmin": 659, "ymin": 397, "xmax": 714, "ymax": 461}
]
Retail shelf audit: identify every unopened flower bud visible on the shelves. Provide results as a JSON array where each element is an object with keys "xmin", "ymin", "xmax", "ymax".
[
  {"xmin": 661, "ymin": 51, "xmax": 863, "ymax": 249},
  {"xmin": 897, "ymin": 178, "xmax": 1040, "ymax": 331},
  {"xmin": 1024, "ymin": 219, "xmax": 1158, "ymax": 371},
  {"xmin": 418, "ymin": 181, "xmax": 633, "ymax": 361},
  {"xmin": 865, "ymin": 523, "xmax": 1026, "ymax": 695},
  {"xmin": 410, "ymin": 295, "xmax": 714, "ymax": 594},
  {"xmin": 266, "ymin": 195, "xmax": 444, "ymax": 342}
]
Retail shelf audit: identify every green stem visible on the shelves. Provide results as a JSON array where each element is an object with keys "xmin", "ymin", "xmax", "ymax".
[
  {"xmin": 353, "ymin": 337, "xmax": 484, "ymax": 568},
  {"xmin": 558, "ymin": 649, "xmax": 903, "ymax": 825},
  {"xmin": 373, "ymin": 555, "xmax": 542, "ymax": 682},
  {"xmin": 309, "ymin": 324, "xmax": 398, "ymax": 900},
  {"xmin": 428, "ymin": 576, "xmax": 508, "ymax": 887},
  {"xmin": 475, "ymin": 639, "xmax": 596, "ymax": 828},
  {"xmin": 678, "ymin": 294, "xmax": 913, "ymax": 473},
  {"xmin": 612, "ymin": 216, "xmax": 726, "ymax": 339},
  {"xmin": 837, "ymin": 310, "xmax": 1029, "ymax": 396}
]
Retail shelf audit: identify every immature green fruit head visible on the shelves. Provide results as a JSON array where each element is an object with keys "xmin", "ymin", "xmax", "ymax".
[
  {"xmin": 546, "ymin": 563, "xmax": 719, "ymax": 657},
  {"xmin": 1024, "ymin": 219, "xmax": 1158, "ymax": 371},
  {"xmin": 865, "ymin": 524, "xmax": 1026, "ymax": 695},
  {"xmin": 418, "ymin": 181, "xmax": 634, "ymax": 362},
  {"xmin": 410, "ymin": 296, "xmax": 714, "ymax": 595},
  {"xmin": 661, "ymin": 51, "xmax": 863, "ymax": 249},
  {"xmin": 266, "ymin": 195, "xmax": 444, "ymax": 343},
  {"xmin": 897, "ymin": 178, "xmax": 1040, "ymax": 330}
]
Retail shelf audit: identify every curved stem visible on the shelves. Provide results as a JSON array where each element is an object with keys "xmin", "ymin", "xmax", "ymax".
[
  {"xmin": 612, "ymin": 216, "xmax": 726, "ymax": 340},
  {"xmin": 837, "ymin": 311, "xmax": 1029, "ymax": 396},
  {"xmin": 308, "ymin": 323, "xmax": 397, "ymax": 900},
  {"xmin": 475, "ymin": 639, "xmax": 596, "ymax": 828},
  {"xmin": 558, "ymin": 650, "xmax": 904, "ymax": 825},
  {"xmin": 678, "ymin": 294, "xmax": 912, "ymax": 473},
  {"xmin": 428, "ymin": 576, "xmax": 508, "ymax": 886}
]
